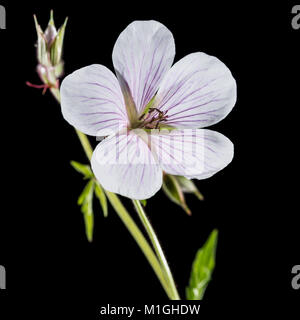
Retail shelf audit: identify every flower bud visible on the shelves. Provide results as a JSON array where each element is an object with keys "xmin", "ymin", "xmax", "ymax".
[{"xmin": 34, "ymin": 10, "xmax": 68, "ymax": 82}]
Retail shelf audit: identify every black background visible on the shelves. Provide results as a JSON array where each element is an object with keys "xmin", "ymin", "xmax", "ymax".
[{"xmin": 0, "ymin": 0, "xmax": 299, "ymax": 317}]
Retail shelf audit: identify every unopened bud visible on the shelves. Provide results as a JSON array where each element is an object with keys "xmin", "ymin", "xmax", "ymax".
[{"xmin": 34, "ymin": 10, "xmax": 68, "ymax": 82}]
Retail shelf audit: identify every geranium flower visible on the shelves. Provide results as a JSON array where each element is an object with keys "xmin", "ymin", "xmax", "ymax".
[{"xmin": 60, "ymin": 20, "xmax": 236, "ymax": 200}]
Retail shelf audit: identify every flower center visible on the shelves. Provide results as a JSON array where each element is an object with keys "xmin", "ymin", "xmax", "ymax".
[{"xmin": 136, "ymin": 108, "xmax": 169, "ymax": 130}]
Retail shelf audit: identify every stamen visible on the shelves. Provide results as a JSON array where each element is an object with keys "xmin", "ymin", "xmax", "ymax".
[{"xmin": 139, "ymin": 108, "xmax": 168, "ymax": 130}]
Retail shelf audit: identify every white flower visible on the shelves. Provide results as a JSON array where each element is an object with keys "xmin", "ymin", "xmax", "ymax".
[{"xmin": 60, "ymin": 20, "xmax": 236, "ymax": 200}]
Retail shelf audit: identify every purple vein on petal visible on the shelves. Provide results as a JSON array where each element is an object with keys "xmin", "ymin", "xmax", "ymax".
[
  {"xmin": 89, "ymin": 118, "xmax": 122, "ymax": 125},
  {"xmin": 140, "ymin": 35, "xmax": 167, "ymax": 110},
  {"xmin": 161, "ymin": 77, "xmax": 219, "ymax": 113},
  {"xmin": 167, "ymin": 105, "xmax": 227, "ymax": 122}
]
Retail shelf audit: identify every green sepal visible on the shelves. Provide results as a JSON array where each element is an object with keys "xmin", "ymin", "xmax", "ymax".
[
  {"xmin": 33, "ymin": 11, "xmax": 67, "ymax": 69},
  {"xmin": 140, "ymin": 200, "xmax": 147, "ymax": 207},
  {"xmin": 33, "ymin": 15, "xmax": 50, "ymax": 67},
  {"xmin": 48, "ymin": 10, "xmax": 55, "ymax": 26},
  {"xmin": 44, "ymin": 10, "xmax": 57, "ymax": 48},
  {"xmin": 186, "ymin": 229, "xmax": 218, "ymax": 300},
  {"xmin": 175, "ymin": 176, "xmax": 204, "ymax": 201},
  {"xmin": 162, "ymin": 174, "xmax": 191, "ymax": 215},
  {"xmin": 54, "ymin": 62, "xmax": 64, "ymax": 78},
  {"xmin": 50, "ymin": 16, "xmax": 68, "ymax": 66}
]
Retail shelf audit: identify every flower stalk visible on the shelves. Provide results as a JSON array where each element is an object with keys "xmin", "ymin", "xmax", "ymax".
[{"xmin": 133, "ymin": 199, "xmax": 180, "ymax": 300}]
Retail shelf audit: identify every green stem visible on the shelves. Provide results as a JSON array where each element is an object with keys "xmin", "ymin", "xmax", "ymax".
[
  {"xmin": 50, "ymin": 87, "xmax": 175, "ymax": 299},
  {"xmin": 75, "ymin": 129, "xmax": 93, "ymax": 160},
  {"xmin": 105, "ymin": 192, "xmax": 173, "ymax": 299},
  {"xmin": 51, "ymin": 89, "xmax": 93, "ymax": 160},
  {"xmin": 133, "ymin": 199, "xmax": 180, "ymax": 300}
]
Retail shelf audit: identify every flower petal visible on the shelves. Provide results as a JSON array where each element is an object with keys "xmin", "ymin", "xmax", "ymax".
[
  {"xmin": 91, "ymin": 130, "xmax": 162, "ymax": 199},
  {"xmin": 60, "ymin": 64, "xmax": 128, "ymax": 136},
  {"xmin": 112, "ymin": 20, "xmax": 175, "ymax": 113},
  {"xmin": 155, "ymin": 52, "xmax": 236, "ymax": 128},
  {"xmin": 150, "ymin": 129, "xmax": 233, "ymax": 179}
]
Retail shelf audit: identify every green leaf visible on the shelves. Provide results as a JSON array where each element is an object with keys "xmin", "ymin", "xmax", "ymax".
[
  {"xmin": 162, "ymin": 174, "xmax": 191, "ymax": 215},
  {"xmin": 71, "ymin": 161, "xmax": 93, "ymax": 179},
  {"xmin": 186, "ymin": 229, "xmax": 218, "ymax": 300},
  {"xmin": 94, "ymin": 183, "xmax": 108, "ymax": 218},
  {"xmin": 78, "ymin": 179, "xmax": 93, "ymax": 205},
  {"xmin": 175, "ymin": 176, "xmax": 204, "ymax": 201},
  {"xmin": 78, "ymin": 180, "xmax": 95, "ymax": 242},
  {"xmin": 72, "ymin": 161, "xmax": 108, "ymax": 231}
]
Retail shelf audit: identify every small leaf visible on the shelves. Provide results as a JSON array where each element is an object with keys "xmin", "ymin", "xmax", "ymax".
[
  {"xmin": 71, "ymin": 161, "xmax": 93, "ymax": 179},
  {"xmin": 78, "ymin": 180, "xmax": 95, "ymax": 242},
  {"xmin": 78, "ymin": 179, "xmax": 93, "ymax": 205},
  {"xmin": 94, "ymin": 183, "xmax": 108, "ymax": 217},
  {"xmin": 162, "ymin": 174, "xmax": 191, "ymax": 215},
  {"xmin": 175, "ymin": 176, "xmax": 204, "ymax": 201},
  {"xmin": 186, "ymin": 229, "xmax": 218, "ymax": 300},
  {"xmin": 82, "ymin": 207, "xmax": 94, "ymax": 242}
]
